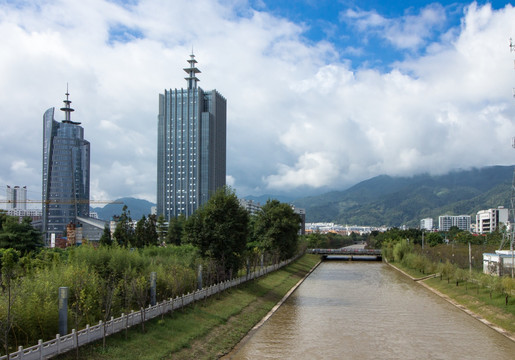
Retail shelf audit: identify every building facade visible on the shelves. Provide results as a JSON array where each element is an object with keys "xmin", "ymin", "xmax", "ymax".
[
  {"xmin": 476, "ymin": 207, "xmax": 509, "ymax": 234},
  {"xmin": 438, "ymin": 215, "xmax": 471, "ymax": 232},
  {"xmin": 6, "ymin": 185, "xmax": 27, "ymax": 210},
  {"xmin": 42, "ymin": 91, "xmax": 90, "ymax": 244},
  {"xmin": 157, "ymin": 54, "xmax": 226, "ymax": 219},
  {"xmin": 420, "ymin": 217, "xmax": 433, "ymax": 231}
]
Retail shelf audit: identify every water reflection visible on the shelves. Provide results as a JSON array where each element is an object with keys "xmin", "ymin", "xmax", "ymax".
[{"xmin": 227, "ymin": 261, "xmax": 515, "ymax": 359}]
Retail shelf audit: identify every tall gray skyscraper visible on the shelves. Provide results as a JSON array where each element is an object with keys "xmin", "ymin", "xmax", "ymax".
[
  {"xmin": 6, "ymin": 185, "xmax": 27, "ymax": 210},
  {"xmin": 42, "ymin": 90, "xmax": 90, "ymax": 244},
  {"xmin": 157, "ymin": 54, "xmax": 226, "ymax": 219}
]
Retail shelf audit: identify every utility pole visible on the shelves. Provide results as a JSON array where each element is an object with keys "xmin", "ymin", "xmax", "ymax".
[{"xmin": 510, "ymin": 38, "xmax": 515, "ymax": 277}]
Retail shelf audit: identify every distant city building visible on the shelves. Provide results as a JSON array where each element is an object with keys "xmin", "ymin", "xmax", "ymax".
[
  {"xmin": 157, "ymin": 54, "xmax": 226, "ymax": 219},
  {"xmin": 6, "ymin": 185, "xmax": 27, "ymax": 210},
  {"xmin": 292, "ymin": 206, "xmax": 306, "ymax": 235},
  {"xmin": 239, "ymin": 198, "xmax": 262, "ymax": 215},
  {"xmin": 476, "ymin": 207, "xmax": 509, "ymax": 234},
  {"xmin": 42, "ymin": 90, "xmax": 90, "ymax": 245},
  {"xmin": 438, "ymin": 215, "xmax": 471, "ymax": 232},
  {"xmin": 420, "ymin": 218, "xmax": 433, "ymax": 231}
]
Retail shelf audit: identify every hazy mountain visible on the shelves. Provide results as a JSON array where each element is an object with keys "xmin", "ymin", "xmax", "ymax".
[
  {"xmin": 292, "ymin": 166, "xmax": 514, "ymax": 227},
  {"xmin": 91, "ymin": 197, "xmax": 155, "ymax": 221}
]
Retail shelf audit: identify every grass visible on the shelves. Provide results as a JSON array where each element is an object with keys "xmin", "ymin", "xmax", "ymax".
[{"xmin": 54, "ymin": 254, "xmax": 320, "ymax": 360}]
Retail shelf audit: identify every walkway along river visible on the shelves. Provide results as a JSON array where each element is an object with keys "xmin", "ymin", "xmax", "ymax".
[{"xmin": 225, "ymin": 260, "xmax": 515, "ymax": 359}]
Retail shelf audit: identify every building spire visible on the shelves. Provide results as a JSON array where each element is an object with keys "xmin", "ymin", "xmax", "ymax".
[
  {"xmin": 60, "ymin": 84, "xmax": 78, "ymax": 124},
  {"xmin": 184, "ymin": 53, "xmax": 201, "ymax": 89}
]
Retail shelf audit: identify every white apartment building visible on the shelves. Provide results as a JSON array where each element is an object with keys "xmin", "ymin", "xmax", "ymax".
[
  {"xmin": 476, "ymin": 207, "xmax": 509, "ymax": 234},
  {"xmin": 420, "ymin": 218, "xmax": 433, "ymax": 231},
  {"xmin": 438, "ymin": 215, "xmax": 471, "ymax": 232}
]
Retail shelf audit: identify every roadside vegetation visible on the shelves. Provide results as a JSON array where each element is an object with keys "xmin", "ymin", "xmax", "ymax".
[
  {"xmin": 375, "ymin": 228, "xmax": 515, "ymax": 334},
  {"xmin": 0, "ymin": 187, "xmax": 303, "ymax": 357},
  {"xmin": 53, "ymin": 254, "xmax": 319, "ymax": 360}
]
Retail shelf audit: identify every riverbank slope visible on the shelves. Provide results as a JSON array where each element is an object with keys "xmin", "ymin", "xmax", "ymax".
[
  {"xmin": 55, "ymin": 254, "xmax": 320, "ymax": 360},
  {"xmin": 386, "ymin": 261, "xmax": 515, "ymax": 342}
]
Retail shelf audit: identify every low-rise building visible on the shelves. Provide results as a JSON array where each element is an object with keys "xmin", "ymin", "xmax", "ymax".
[{"xmin": 483, "ymin": 250, "xmax": 515, "ymax": 276}]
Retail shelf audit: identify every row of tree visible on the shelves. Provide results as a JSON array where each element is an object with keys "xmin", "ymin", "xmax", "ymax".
[
  {"xmin": 368, "ymin": 226, "xmax": 508, "ymax": 249},
  {"xmin": 380, "ymin": 232, "xmax": 514, "ymax": 307},
  {"xmin": 101, "ymin": 187, "xmax": 302, "ymax": 279},
  {"xmin": 0, "ymin": 187, "xmax": 303, "ymax": 355}
]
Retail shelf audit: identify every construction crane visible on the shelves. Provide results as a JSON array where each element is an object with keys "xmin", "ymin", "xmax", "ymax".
[{"xmin": 0, "ymin": 199, "xmax": 123, "ymax": 205}]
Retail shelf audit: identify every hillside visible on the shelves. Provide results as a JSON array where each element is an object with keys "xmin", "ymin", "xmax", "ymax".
[
  {"xmin": 91, "ymin": 197, "xmax": 155, "ymax": 221},
  {"xmin": 292, "ymin": 166, "xmax": 514, "ymax": 227}
]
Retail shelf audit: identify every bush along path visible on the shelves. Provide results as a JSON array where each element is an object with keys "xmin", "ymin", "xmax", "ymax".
[{"xmin": 53, "ymin": 254, "xmax": 320, "ymax": 360}]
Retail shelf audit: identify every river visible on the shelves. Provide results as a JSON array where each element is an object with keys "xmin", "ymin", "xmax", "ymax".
[{"xmin": 226, "ymin": 260, "xmax": 515, "ymax": 359}]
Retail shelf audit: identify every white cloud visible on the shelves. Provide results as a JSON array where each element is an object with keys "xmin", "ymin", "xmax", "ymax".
[
  {"xmin": 341, "ymin": 3, "xmax": 447, "ymax": 50},
  {"xmin": 0, "ymin": 0, "xmax": 514, "ymax": 203}
]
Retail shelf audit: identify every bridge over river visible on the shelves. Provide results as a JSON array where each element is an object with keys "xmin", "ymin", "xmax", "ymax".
[{"xmin": 307, "ymin": 246, "xmax": 382, "ymax": 260}]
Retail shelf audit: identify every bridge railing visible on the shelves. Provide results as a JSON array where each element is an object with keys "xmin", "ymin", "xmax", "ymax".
[{"xmin": 308, "ymin": 248, "xmax": 382, "ymax": 255}]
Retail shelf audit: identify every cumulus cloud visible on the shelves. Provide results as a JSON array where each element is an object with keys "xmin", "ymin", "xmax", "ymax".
[
  {"xmin": 0, "ymin": 0, "xmax": 514, "ymax": 204},
  {"xmin": 341, "ymin": 3, "xmax": 447, "ymax": 50}
]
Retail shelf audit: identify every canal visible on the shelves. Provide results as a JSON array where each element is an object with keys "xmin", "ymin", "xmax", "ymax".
[{"xmin": 226, "ymin": 260, "xmax": 515, "ymax": 359}]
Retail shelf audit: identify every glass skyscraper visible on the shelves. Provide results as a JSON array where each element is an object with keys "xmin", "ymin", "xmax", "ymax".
[
  {"xmin": 157, "ymin": 54, "xmax": 226, "ymax": 219},
  {"xmin": 42, "ymin": 91, "xmax": 90, "ymax": 244}
]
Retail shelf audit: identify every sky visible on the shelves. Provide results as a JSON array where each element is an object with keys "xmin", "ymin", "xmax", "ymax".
[{"xmin": 0, "ymin": 0, "xmax": 514, "ymax": 205}]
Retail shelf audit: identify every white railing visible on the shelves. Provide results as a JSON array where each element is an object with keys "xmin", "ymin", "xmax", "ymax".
[{"xmin": 0, "ymin": 255, "xmax": 300, "ymax": 360}]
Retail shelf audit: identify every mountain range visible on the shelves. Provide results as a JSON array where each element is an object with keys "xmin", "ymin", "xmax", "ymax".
[
  {"xmin": 292, "ymin": 165, "xmax": 514, "ymax": 227},
  {"xmin": 92, "ymin": 166, "xmax": 514, "ymax": 227}
]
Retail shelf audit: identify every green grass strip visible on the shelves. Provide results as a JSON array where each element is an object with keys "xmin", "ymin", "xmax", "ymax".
[{"xmin": 55, "ymin": 254, "xmax": 319, "ymax": 360}]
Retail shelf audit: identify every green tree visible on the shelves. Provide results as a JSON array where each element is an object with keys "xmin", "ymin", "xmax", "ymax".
[
  {"xmin": 144, "ymin": 214, "xmax": 159, "ymax": 247},
  {"xmin": 184, "ymin": 187, "xmax": 249, "ymax": 278},
  {"xmin": 426, "ymin": 232, "xmax": 443, "ymax": 247},
  {"xmin": 113, "ymin": 205, "xmax": 134, "ymax": 247},
  {"xmin": 501, "ymin": 276, "xmax": 514, "ymax": 306},
  {"xmin": 0, "ymin": 216, "xmax": 43, "ymax": 254},
  {"xmin": 156, "ymin": 215, "xmax": 168, "ymax": 245},
  {"xmin": 99, "ymin": 224, "xmax": 112, "ymax": 246},
  {"xmin": 134, "ymin": 216, "xmax": 147, "ymax": 248},
  {"xmin": 253, "ymin": 199, "xmax": 301, "ymax": 260},
  {"xmin": 167, "ymin": 215, "xmax": 186, "ymax": 245},
  {"xmin": 0, "ymin": 248, "xmax": 20, "ymax": 358}
]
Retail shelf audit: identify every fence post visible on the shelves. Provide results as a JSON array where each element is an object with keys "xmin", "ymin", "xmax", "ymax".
[
  {"xmin": 150, "ymin": 271, "xmax": 157, "ymax": 306},
  {"xmin": 197, "ymin": 264, "xmax": 203, "ymax": 290},
  {"xmin": 38, "ymin": 339, "xmax": 43, "ymax": 360},
  {"xmin": 56, "ymin": 333, "xmax": 61, "ymax": 354},
  {"xmin": 58, "ymin": 287, "xmax": 68, "ymax": 336},
  {"xmin": 17, "ymin": 345, "xmax": 23, "ymax": 359}
]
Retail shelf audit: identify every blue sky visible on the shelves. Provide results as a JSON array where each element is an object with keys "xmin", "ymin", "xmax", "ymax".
[{"xmin": 0, "ymin": 0, "xmax": 514, "ymax": 204}]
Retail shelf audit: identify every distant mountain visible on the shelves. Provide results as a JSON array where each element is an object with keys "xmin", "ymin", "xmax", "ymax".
[
  {"xmin": 292, "ymin": 166, "xmax": 514, "ymax": 227},
  {"xmin": 91, "ymin": 197, "xmax": 156, "ymax": 221}
]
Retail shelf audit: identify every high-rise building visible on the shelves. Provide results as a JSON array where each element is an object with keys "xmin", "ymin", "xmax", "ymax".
[
  {"xmin": 157, "ymin": 54, "xmax": 226, "ymax": 219},
  {"xmin": 42, "ymin": 90, "xmax": 90, "ymax": 244},
  {"xmin": 6, "ymin": 185, "xmax": 27, "ymax": 210}
]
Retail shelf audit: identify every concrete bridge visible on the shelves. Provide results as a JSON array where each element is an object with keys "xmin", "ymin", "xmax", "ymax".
[{"xmin": 308, "ymin": 247, "xmax": 382, "ymax": 261}]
